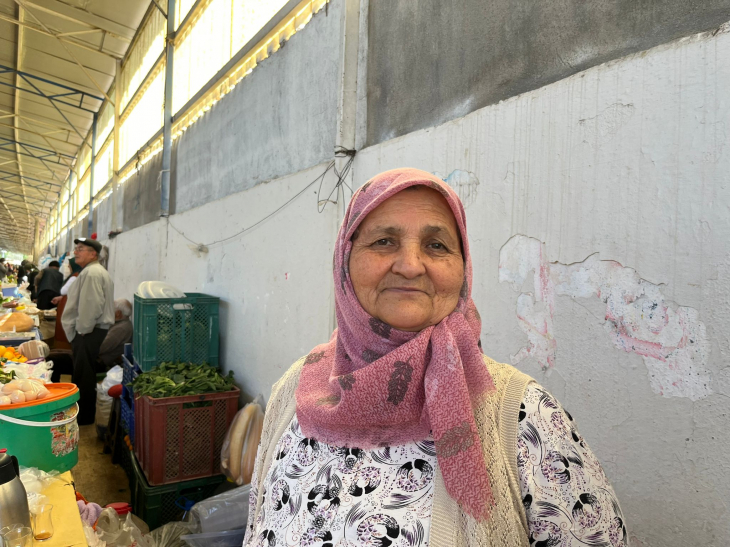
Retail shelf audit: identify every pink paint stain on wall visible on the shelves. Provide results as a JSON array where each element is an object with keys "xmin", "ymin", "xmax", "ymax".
[{"xmin": 499, "ymin": 235, "xmax": 712, "ymax": 401}]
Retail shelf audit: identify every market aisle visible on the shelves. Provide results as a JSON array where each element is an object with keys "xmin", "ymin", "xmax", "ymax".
[{"xmin": 73, "ymin": 425, "xmax": 130, "ymax": 507}]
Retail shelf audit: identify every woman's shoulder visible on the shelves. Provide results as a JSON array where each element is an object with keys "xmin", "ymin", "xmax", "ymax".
[
  {"xmin": 481, "ymin": 354, "xmax": 535, "ymax": 391},
  {"xmin": 269, "ymin": 355, "xmax": 307, "ymax": 402}
]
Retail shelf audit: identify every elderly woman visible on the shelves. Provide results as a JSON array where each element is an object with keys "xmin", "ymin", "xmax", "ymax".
[{"xmin": 243, "ymin": 169, "xmax": 627, "ymax": 547}]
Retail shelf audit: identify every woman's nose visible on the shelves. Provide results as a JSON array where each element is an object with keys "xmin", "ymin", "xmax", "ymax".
[{"xmin": 392, "ymin": 243, "xmax": 426, "ymax": 278}]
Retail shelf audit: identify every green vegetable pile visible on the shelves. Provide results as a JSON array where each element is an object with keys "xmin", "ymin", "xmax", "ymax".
[
  {"xmin": 0, "ymin": 368, "xmax": 16, "ymax": 384},
  {"xmin": 131, "ymin": 361, "xmax": 235, "ymax": 398}
]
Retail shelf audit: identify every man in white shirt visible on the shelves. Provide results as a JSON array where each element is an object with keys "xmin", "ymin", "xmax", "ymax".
[{"xmin": 62, "ymin": 238, "xmax": 115, "ymax": 425}]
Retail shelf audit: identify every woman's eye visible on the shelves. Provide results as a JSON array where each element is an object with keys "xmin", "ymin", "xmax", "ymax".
[
  {"xmin": 429, "ymin": 242, "xmax": 446, "ymax": 250},
  {"xmin": 373, "ymin": 239, "xmax": 391, "ymax": 246}
]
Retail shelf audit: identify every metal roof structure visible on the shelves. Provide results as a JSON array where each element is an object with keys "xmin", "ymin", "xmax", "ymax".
[{"xmin": 0, "ymin": 0, "xmax": 149, "ymax": 254}]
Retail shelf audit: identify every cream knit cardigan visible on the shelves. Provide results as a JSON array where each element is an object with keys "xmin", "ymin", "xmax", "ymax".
[{"xmin": 247, "ymin": 355, "xmax": 534, "ymax": 547}]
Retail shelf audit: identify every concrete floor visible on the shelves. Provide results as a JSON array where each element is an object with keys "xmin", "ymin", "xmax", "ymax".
[{"xmin": 73, "ymin": 424, "xmax": 130, "ymax": 507}]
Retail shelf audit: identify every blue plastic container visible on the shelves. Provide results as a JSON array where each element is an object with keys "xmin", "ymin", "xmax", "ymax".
[{"xmin": 1, "ymin": 287, "xmax": 20, "ymax": 298}]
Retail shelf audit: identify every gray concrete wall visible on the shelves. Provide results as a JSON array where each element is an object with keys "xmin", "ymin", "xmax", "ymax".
[
  {"xmin": 171, "ymin": 0, "xmax": 341, "ymax": 214},
  {"xmin": 122, "ymin": 153, "xmax": 163, "ymax": 231},
  {"xmin": 366, "ymin": 0, "xmax": 730, "ymax": 145}
]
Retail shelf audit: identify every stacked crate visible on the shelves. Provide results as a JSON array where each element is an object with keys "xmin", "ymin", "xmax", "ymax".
[{"xmin": 121, "ymin": 293, "xmax": 236, "ymax": 525}]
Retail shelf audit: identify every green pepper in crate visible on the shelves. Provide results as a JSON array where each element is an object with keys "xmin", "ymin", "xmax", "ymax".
[{"xmin": 131, "ymin": 361, "xmax": 234, "ymax": 399}]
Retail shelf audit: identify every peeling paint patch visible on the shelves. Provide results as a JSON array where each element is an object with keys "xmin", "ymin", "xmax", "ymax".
[
  {"xmin": 498, "ymin": 236, "xmax": 557, "ymax": 368},
  {"xmin": 499, "ymin": 235, "xmax": 712, "ymax": 400}
]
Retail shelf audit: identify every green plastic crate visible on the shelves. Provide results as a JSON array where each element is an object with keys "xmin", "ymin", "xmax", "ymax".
[
  {"xmin": 133, "ymin": 293, "xmax": 220, "ymax": 372},
  {"xmin": 129, "ymin": 450, "xmax": 225, "ymax": 530}
]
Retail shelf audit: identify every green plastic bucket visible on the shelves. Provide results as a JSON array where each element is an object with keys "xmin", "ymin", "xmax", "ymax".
[{"xmin": 0, "ymin": 385, "xmax": 80, "ymax": 472}]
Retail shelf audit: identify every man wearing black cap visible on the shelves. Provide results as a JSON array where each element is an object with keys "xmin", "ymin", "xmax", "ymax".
[{"xmin": 62, "ymin": 238, "xmax": 115, "ymax": 425}]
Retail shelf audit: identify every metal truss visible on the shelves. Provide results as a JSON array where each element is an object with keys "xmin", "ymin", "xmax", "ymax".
[
  {"xmin": 0, "ymin": 169, "xmax": 62, "ymax": 191},
  {"xmin": 0, "ymin": 188, "xmax": 49, "ymax": 203},
  {"xmin": 0, "ymin": 64, "xmax": 104, "ymax": 114},
  {"xmin": 0, "ymin": 136, "xmax": 75, "ymax": 165}
]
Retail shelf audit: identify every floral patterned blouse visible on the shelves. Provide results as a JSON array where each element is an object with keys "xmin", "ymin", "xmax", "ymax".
[{"xmin": 244, "ymin": 383, "xmax": 628, "ymax": 547}]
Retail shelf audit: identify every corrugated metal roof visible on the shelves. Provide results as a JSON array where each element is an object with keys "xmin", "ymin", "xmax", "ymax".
[{"xmin": 0, "ymin": 0, "xmax": 149, "ymax": 253}]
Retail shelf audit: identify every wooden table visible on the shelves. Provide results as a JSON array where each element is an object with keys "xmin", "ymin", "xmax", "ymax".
[{"xmin": 39, "ymin": 471, "xmax": 87, "ymax": 547}]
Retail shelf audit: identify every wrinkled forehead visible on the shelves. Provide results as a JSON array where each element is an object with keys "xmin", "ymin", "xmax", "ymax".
[{"xmin": 344, "ymin": 175, "xmax": 465, "ymax": 243}]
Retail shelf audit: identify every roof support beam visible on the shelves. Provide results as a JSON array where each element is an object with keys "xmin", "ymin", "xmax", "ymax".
[
  {"xmin": 0, "ymin": 169, "xmax": 63, "ymax": 190},
  {"xmin": 55, "ymin": 29, "xmax": 103, "ymax": 37},
  {"xmin": 0, "ymin": 13, "xmax": 122, "ymax": 60},
  {"xmin": 12, "ymin": 5, "xmax": 30, "ymax": 220},
  {"xmin": 23, "ymin": 0, "xmax": 135, "ymax": 41},
  {"xmin": 1, "ymin": 197, "xmax": 46, "ymax": 210},
  {"xmin": 0, "ymin": 65, "xmax": 92, "ymax": 141},
  {"xmin": 0, "ymin": 107, "xmax": 81, "ymax": 137},
  {"xmin": 0, "ymin": 64, "xmax": 104, "ymax": 115},
  {"xmin": 0, "ymin": 137, "xmax": 76, "ymax": 162},
  {"xmin": 15, "ymin": 0, "xmax": 115, "ymax": 105},
  {"xmin": 0, "ymin": 188, "xmax": 50, "ymax": 202},
  {"xmin": 151, "ymin": 0, "xmax": 167, "ymax": 18},
  {"xmin": 0, "ymin": 121, "xmax": 76, "ymax": 148},
  {"xmin": 0, "ymin": 197, "xmax": 19, "ymax": 227}
]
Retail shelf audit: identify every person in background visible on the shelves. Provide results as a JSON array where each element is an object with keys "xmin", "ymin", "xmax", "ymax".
[
  {"xmin": 35, "ymin": 261, "xmax": 64, "ymax": 310},
  {"xmin": 51, "ymin": 258, "xmax": 84, "ymax": 350},
  {"xmin": 27, "ymin": 263, "xmax": 39, "ymax": 300},
  {"xmin": 62, "ymin": 238, "xmax": 115, "ymax": 425},
  {"xmin": 0, "ymin": 258, "xmax": 7, "ymax": 279},
  {"xmin": 97, "ymin": 298, "xmax": 133, "ymax": 369},
  {"xmin": 16, "ymin": 260, "xmax": 26, "ymax": 283}
]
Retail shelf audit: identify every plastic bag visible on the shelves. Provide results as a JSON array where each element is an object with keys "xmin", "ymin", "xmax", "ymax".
[
  {"xmin": 19, "ymin": 467, "xmax": 58, "ymax": 513},
  {"xmin": 19, "ymin": 466, "xmax": 59, "ymax": 494},
  {"xmin": 101, "ymin": 365, "xmax": 123, "ymax": 392},
  {"xmin": 18, "ymin": 340, "xmax": 50, "ymax": 359},
  {"xmin": 95, "ymin": 507, "xmax": 151, "ymax": 547},
  {"xmin": 83, "ymin": 521, "xmax": 107, "ymax": 547},
  {"xmin": 96, "ymin": 385, "xmax": 113, "ymax": 430},
  {"xmin": 2, "ymin": 360, "xmax": 53, "ymax": 383},
  {"xmin": 147, "ymin": 521, "xmax": 197, "ymax": 547},
  {"xmin": 96, "ymin": 365, "xmax": 123, "ymax": 431},
  {"xmin": 27, "ymin": 492, "xmax": 49, "ymax": 513},
  {"xmin": 220, "ymin": 395, "xmax": 264, "ymax": 486},
  {"xmin": 189, "ymin": 484, "xmax": 250, "ymax": 533}
]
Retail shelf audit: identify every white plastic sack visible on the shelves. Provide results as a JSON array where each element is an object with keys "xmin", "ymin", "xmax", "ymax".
[
  {"xmin": 189, "ymin": 484, "xmax": 250, "ymax": 533},
  {"xmin": 95, "ymin": 508, "xmax": 151, "ymax": 547},
  {"xmin": 101, "ymin": 365, "xmax": 123, "ymax": 393},
  {"xmin": 96, "ymin": 387, "xmax": 113, "ymax": 428},
  {"xmin": 96, "ymin": 366, "xmax": 123, "ymax": 429}
]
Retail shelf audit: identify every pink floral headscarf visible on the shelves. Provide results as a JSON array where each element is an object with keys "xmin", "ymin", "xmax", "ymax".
[{"xmin": 295, "ymin": 168, "xmax": 495, "ymax": 520}]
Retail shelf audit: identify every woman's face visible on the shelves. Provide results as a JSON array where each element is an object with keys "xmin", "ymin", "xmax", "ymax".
[{"xmin": 349, "ymin": 186, "xmax": 464, "ymax": 332}]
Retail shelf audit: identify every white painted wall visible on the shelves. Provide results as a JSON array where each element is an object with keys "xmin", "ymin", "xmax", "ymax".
[
  {"xmin": 101, "ymin": 25, "xmax": 730, "ymax": 547},
  {"xmin": 105, "ymin": 163, "xmax": 342, "ymax": 400}
]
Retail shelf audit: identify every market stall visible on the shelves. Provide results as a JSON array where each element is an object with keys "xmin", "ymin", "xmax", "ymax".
[{"xmin": 0, "ymin": 280, "xmax": 260, "ymax": 546}]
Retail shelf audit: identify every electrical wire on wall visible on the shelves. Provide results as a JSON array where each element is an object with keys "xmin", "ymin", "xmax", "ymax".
[{"xmin": 168, "ymin": 147, "xmax": 356, "ymax": 252}]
